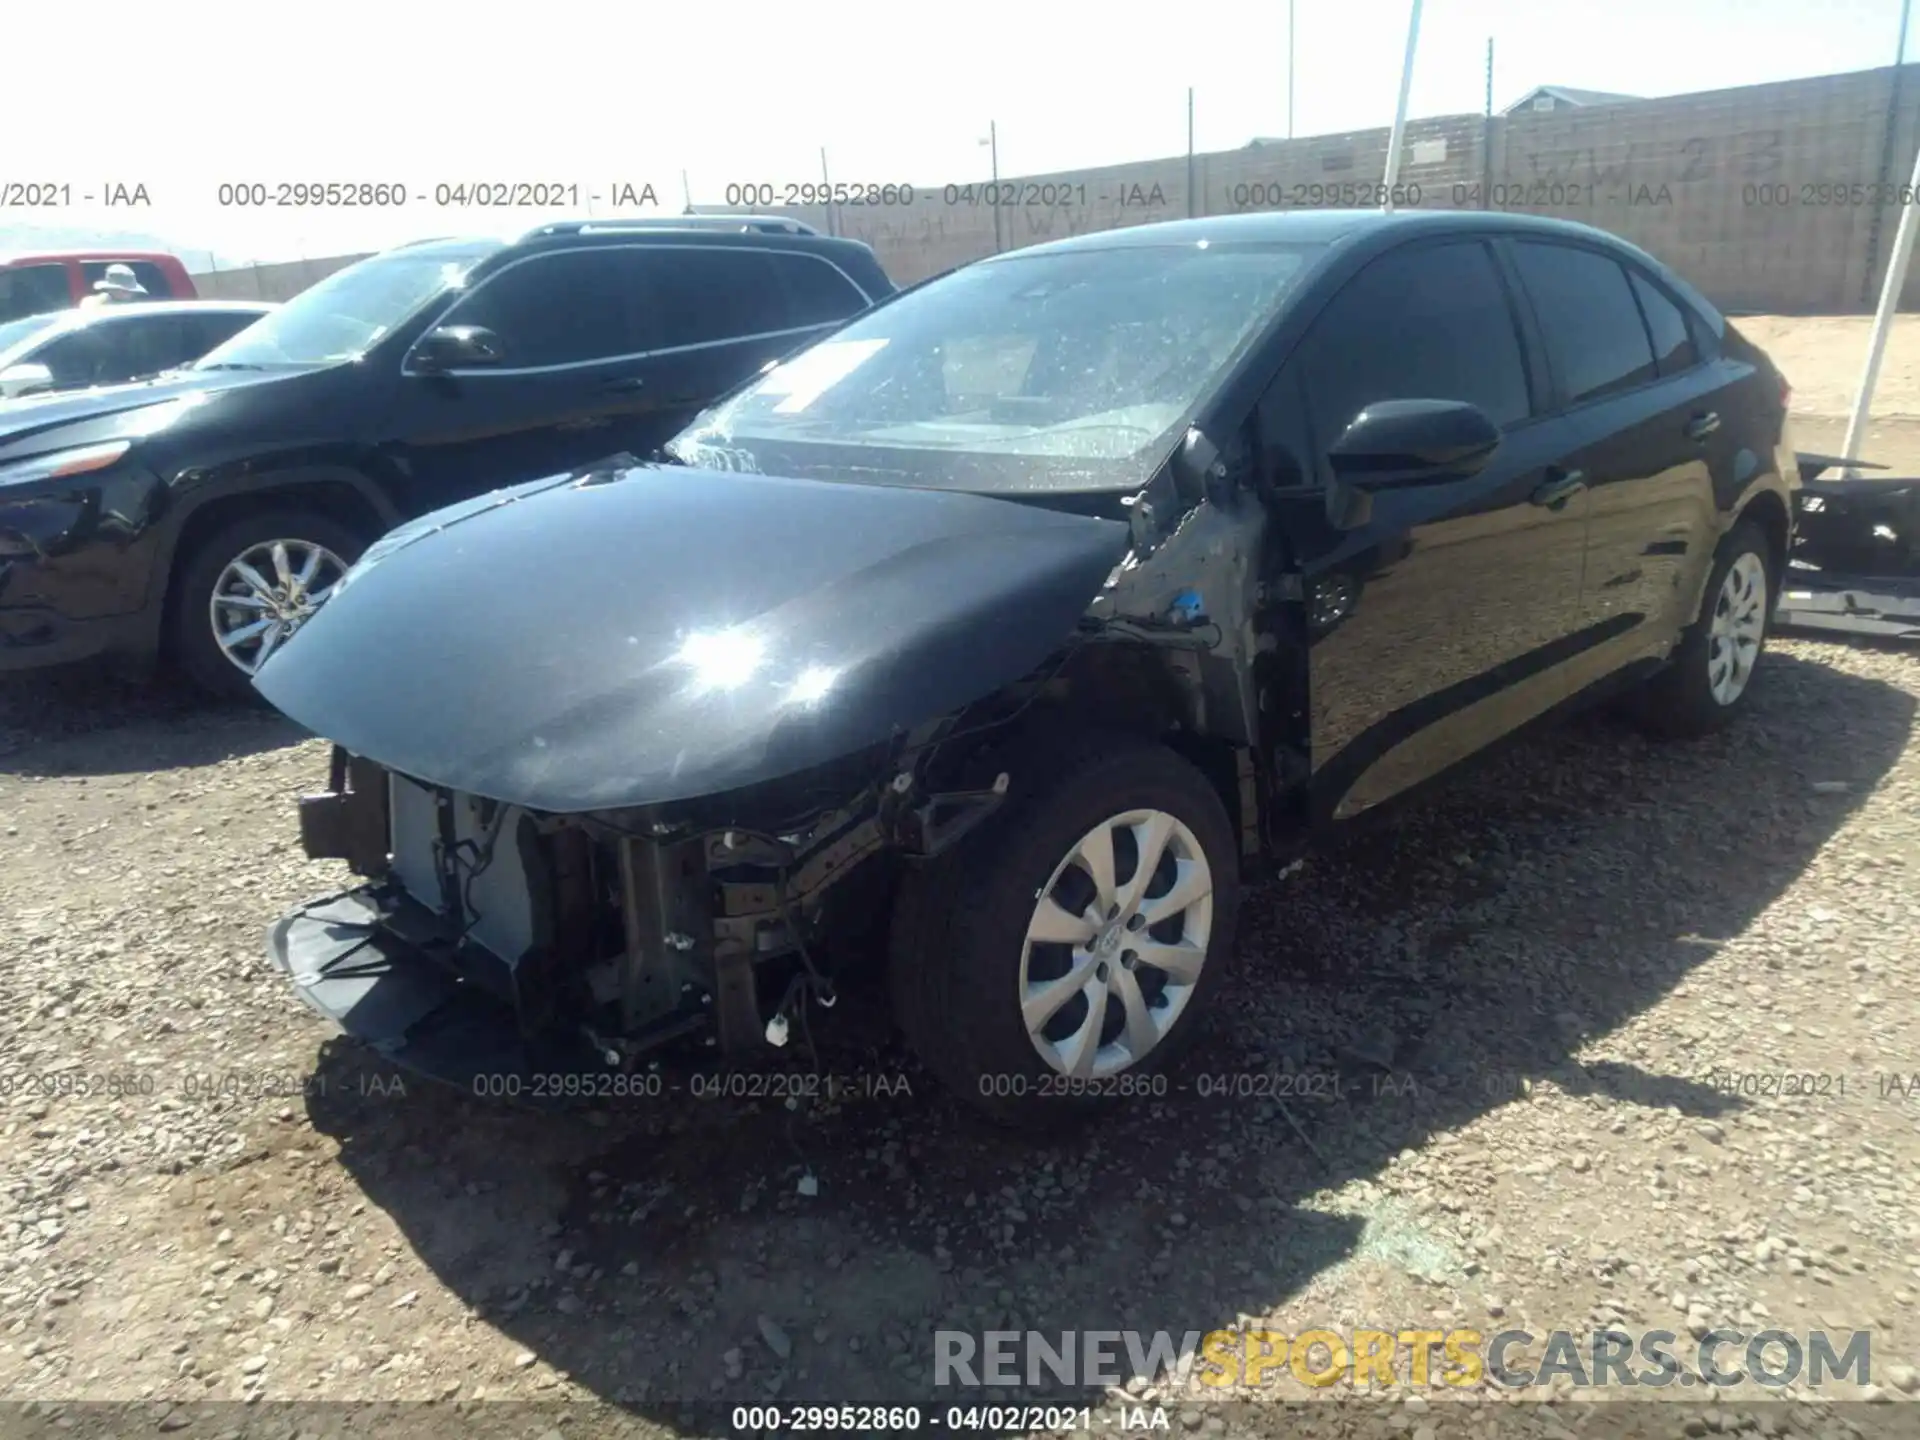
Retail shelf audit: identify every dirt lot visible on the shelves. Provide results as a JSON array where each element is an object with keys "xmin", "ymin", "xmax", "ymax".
[
  {"xmin": 1739, "ymin": 314, "xmax": 1920, "ymax": 474},
  {"xmin": 2, "ymin": 317, "xmax": 1919, "ymax": 1439}
]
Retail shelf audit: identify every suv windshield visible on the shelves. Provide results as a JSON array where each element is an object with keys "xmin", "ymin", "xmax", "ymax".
[
  {"xmin": 192, "ymin": 242, "xmax": 502, "ymax": 371},
  {"xmin": 666, "ymin": 241, "xmax": 1324, "ymax": 494}
]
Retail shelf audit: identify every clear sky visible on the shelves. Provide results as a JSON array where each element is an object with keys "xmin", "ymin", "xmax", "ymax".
[{"xmin": 6, "ymin": 0, "xmax": 1914, "ymax": 264}]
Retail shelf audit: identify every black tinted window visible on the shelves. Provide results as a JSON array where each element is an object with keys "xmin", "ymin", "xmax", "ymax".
[
  {"xmin": 650, "ymin": 250, "xmax": 791, "ymax": 350},
  {"xmin": 1511, "ymin": 242, "xmax": 1658, "ymax": 404},
  {"xmin": 442, "ymin": 251, "xmax": 636, "ymax": 367},
  {"xmin": 1629, "ymin": 270, "xmax": 1698, "ymax": 376},
  {"xmin": 40, "ymin": 316, "xmax": 196, "ymax": 387},
  {"xmin": 0, "ymin": 264, "xmax": 73, "ymax": 323},
  {"xmin": 35, "ymin": 330, "xmax": 117, "ymax": 388},
  {"xmin": 1298, "ymin": 240, "xmax": 1531, "ymax": 444},
  {"xmin": 773, "ymin": 254, "xmax": 868, "ymax": 328},
  {"xmin": 105, "ymin": 315, "xmax": 198, "ymax": 379},
  {"xmin": 79, "ymin": 260, "xmax": 175, "ymax": 301}
]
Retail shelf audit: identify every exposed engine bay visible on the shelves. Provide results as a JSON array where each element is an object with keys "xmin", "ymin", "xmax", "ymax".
[{"xmin": 278, "ymin": 725, "xmax": 1020, "ymax": 1089}]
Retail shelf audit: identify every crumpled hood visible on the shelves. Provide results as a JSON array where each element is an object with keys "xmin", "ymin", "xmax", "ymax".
[{"xmin": 253, "ymin": 461, "xmax": 1132, "ymax": 812}]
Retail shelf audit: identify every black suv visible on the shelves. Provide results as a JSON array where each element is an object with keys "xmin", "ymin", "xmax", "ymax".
[
  {"xmin": 262, "ymin": 210, "xmax": 1800, "ymax": 1127},
  {"xmin": 0, "ymin": 220, "xmax": 893, "ymax": 696}
]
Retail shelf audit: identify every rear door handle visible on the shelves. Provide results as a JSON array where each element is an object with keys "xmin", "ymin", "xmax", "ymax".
[
  {"xmin": 600, "ymin": 375, "xmax": 647, "ymax": 394},
  {"xmin": 1686, "ymin": 411, "xmax": 1721, "ymax": 441},
  {"xmin": 1530, "ymin": 468, "xmax": 1587, "ymax": 509}
]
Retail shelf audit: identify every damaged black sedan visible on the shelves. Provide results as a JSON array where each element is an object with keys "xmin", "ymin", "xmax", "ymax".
[{"xmin": 258, "ymin": 210, "xmax": 1798, "ymax": 1126}]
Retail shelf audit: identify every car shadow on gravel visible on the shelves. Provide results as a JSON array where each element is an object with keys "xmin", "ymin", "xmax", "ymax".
[
  {"xmin": 301, "ymin": 648, "xmax": 1914, "ymax": 1425},
  {"xmin": 0, "ymin": 667, "xmax": 305, "ymax": 775}
]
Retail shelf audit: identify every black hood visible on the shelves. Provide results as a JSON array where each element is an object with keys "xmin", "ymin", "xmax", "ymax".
[
  {"xmin": 252, "ymin": 461, "xmax": 1132, "ymax": 812},
  {"xmin": 0, "ymin": 368, "xmax": 278, "ymax": 462}
]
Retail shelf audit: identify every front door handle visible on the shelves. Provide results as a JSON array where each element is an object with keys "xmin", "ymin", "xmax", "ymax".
[
  {"xmin": 1686, "ymin": 411, "xmax": 1721, "ymax": 441},
  {"xmin": 600, "ymin": 375, "xmax": 647, "ymax": 394},
  {"xmin": 1530, "ymin": 468, "xmax": 1587, "ymax": 510}
]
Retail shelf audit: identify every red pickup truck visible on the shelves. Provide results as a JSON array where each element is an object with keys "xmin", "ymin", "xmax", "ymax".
[{"xmin": 0, "ymin": 251, "xmax": 197, "ymax": 323}]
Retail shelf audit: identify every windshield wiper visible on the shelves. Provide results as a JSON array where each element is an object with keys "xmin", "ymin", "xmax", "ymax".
[{"xmin": 195, "ymin": 362, "xmax": 270, "ymax": 372}]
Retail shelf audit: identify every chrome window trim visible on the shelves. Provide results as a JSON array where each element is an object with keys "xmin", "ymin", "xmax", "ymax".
[{"xmin": 402, "ymin": 243, "xmax": 875, "ymax": 377}]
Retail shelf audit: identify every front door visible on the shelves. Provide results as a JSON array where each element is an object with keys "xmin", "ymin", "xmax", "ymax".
[
  {"xmin": 381, "ymin": 247, "xmax": 676, "ymax": 516},
  {"xmin": 1251, "ymin": 238, "xmax": 1595, "ymax": 822}
]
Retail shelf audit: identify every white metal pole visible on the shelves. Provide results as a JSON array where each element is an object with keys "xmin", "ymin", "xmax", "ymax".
[
  {"xmin": 1841, "ymin": 137, "xmax": 1920, "ymax": 472},
  {"xmin": 1380, "ymin": 0, "xmax": 1424, "ymax": 212}
]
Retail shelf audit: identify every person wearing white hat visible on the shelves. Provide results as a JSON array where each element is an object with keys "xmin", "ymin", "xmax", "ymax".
[{"xmin": 78, "ymin": 264, "xmax": 150, "ymax": 309}]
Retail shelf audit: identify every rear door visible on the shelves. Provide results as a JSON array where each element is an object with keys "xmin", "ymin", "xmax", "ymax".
[
  {"xmin": 1502, "ymin": 239, "xmax": 1729, "ymax": 664},
  {"xmin": 1258, "ymin": 237, "xmax": 1596, "ymax": 821},
  {"xmin": 625, "ymin": 246, "xmax": 861, "ymax": 439}
]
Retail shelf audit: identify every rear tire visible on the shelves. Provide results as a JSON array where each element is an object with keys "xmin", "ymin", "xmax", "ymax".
[
  {"xmin": 888, "ymin": 730, "xmax": 1240, "ymax": 1131},
  {"xmin": 169, "ymin": 509, "xmax": 367, "ymax": 702},
  {"xmin": 1633, "ymin": 519, "xmax": 1774, "ymax": 739}
]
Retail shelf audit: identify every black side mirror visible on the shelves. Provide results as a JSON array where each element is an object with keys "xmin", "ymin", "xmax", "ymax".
[
  {"xmin": 409, "ymin": 325, "xmax": 504, "ymax": 375},
  {"xmin": 1328, "ymin": 399, "xmax": 1501, "ymax": 489}
]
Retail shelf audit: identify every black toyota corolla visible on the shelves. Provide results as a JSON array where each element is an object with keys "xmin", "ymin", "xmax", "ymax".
[{"xmin": 258, "ymin": 210, "xmax": 1799, "ymax": 1128}]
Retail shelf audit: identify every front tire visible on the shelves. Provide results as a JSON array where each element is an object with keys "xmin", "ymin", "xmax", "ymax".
[
  {"xmin": 889, "ymin": 731, "xmax": 1240, "ymax": 1131},
  {"xmin": 169, "ymin": 510, "xmax": 366, "ymax": 702},
  {"xmin": 1635, "ymin": 518, "xmax": 1775, "ymax": 738}
]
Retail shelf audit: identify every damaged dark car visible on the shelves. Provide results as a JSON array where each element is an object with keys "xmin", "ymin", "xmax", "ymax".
[{"xmin": 259, "ymin": 210, "xmax": 1802, "ymax": 1126}]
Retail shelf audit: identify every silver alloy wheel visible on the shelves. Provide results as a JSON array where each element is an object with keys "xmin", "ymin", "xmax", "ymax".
[
  {"xmin": 208, "ymin": 538, "xmax": 348, "ymax": 675},
  {"xmin": 1019, "ymin": 808, "xmax": 1214, "ymax": 1078},
  {"xmin": 1706, "ymin": 551, "xmax": 1768, "ymax": 706}
]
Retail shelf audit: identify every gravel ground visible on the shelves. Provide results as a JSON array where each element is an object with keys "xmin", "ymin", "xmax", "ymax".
[{"xmin": 1, "ymin": 629, "xmax": 1917, "ymax": 1440}]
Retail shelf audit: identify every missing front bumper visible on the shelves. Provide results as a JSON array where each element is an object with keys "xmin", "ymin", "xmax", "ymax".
[{"xmin": 266, "ymin": 889, "xmax": 567, "ymax": 1094}]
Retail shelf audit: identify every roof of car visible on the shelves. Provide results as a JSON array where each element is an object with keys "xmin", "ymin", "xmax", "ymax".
[
  {"xmin": 506, "ymin": 220, "xmax": 882, "ymax": 263},
  {"xmin": 386, "ymin": 225, "xmax": 881, "ymax": 268},
  {"xmin": 997, "ymin": 207, "xmax": 1628, "ymax": 258}
]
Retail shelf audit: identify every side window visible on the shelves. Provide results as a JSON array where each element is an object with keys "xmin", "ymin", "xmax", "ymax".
[
  {"xmin": 772, "ymin": 254, "xmax": 869, "ymax": 328},
  {"xmin": 1296, "ymin": 240, "xmax": 1532, "ymax": 452},
  {"xmin": 1628, "ymin": 270, "xmax": 1699, "ymax": 376},
  {"xmin": 80, "ymin": 261, "xmax": 176, "ymax": 301},
  {"xmin": 113, "ymin": 316, "xmax": 198, "ymax": 378},
  {"xmin": 0, "ymin": 264, "xmax": 74, "ymax": 323},
  {"xmin": 439, "ymin": 251, "xmax": 636, "ymax": 367},
  {"xmin": 1510, "ymin": 242, "xmax": 1658, "ymax": 404},
  {"xmin": 34, "ymin": 330, "xmax": 114, "ymax": 389},
  {"xmin": 649, "ymin": 250, "xmax": 792, "ymax": 350}
]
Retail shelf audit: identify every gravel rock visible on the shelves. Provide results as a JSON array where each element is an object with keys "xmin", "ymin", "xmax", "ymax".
[{"xmin": 0, "ymin": 633, "xmax": 1916, "ymax": 1432}]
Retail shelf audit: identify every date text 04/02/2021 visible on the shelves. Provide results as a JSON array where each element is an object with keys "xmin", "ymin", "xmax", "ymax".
[{"xmin": 728, "ymin": 1403, "xmax": 1172, "ymax": 1432}]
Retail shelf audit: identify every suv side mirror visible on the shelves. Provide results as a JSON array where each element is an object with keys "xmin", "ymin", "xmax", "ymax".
[
  {"xmin": 1328, "ymin": 399, "xmax": 1501, "ymax": 489},
  {"xmin": 0, "ymin": 361, "xmax": 55, "ymax": 399},
  {"xmin": 408, "ymin": 325, "xmax": 504, "ymax": 375}
]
